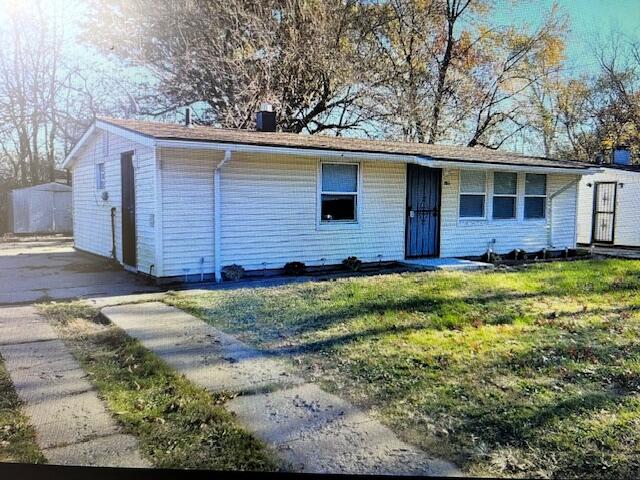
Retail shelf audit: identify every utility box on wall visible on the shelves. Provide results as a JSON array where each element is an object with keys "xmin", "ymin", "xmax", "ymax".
[{"xmin": 8, "ymin": 182, "xmax": 72, "ymax": 234}]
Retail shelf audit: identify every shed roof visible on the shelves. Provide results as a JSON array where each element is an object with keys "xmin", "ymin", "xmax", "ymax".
[
  {"xmin": 11, "ymin": 182, "xmax": 71, "ymax": 193},
  {"xmin": 94, "ymin": 117, "xmax": 595, "ymax": 171}
]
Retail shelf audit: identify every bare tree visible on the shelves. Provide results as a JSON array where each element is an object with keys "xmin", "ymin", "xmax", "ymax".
[
  {"xmin": 85, "ymin": 0, "xmax": 381, "ymax": 135},
  {"xmin": 0, "ymin": 0, "xmax": 136, "ymax": 186}
]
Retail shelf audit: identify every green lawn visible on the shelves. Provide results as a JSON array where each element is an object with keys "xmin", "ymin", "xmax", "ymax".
[
  {"xmin": 165, "ymin": 259, "xmax": 640, "ymax": 478},
  {"xmin": 38, "ymin": 302, "xmax": 278, "ymax": 471},
  {"xmin": 0, "ymin": 358, "xmax": 45, "ymax": 464}
]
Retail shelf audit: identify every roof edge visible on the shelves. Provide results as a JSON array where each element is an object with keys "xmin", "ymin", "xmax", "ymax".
[{"xmin": 64, "ymin": 117, "xmax": 597, "ymax": 173}]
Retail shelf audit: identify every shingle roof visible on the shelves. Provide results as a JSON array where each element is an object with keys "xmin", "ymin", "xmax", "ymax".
[
  {"xmin": 599, "ymin": 163, "xmax": 640, "ymax": 172},
  {"xmin": 98, "ymin": 117, "xmax": 595, "ymax": 171}
]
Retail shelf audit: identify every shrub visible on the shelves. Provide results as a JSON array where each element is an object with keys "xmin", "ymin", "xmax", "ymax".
[
  {"xmin": 506, "ymin": 249, "xmax": 526, "ymax": 261},
  {"xmin": 283, "ymin": 261, "xmax": 307, "ymax": 276},
  {"xmin": 221, "ymin": 264, "xmax": 245, "ymax": 281},
  {"xmin": 525, "ymin": 250, "xmax": 544, "ymax": 260},
  {"xmin": 342, "ymin": 256, "xmax": 362, "ymax": 272},
  {"xmin": 480, "ymin": 251, "xmax": 502, "ymax": 263}
]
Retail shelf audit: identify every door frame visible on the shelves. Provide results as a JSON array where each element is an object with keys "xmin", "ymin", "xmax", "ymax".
[
  {"xmin": 121, "ymin": 151, "xmax": 137, "ymax": 269},
  {"xmin": 405, "ymin": 164, "xmax": 442, "ymax": 258},
  {"xmin": 590, "ymin": 181, "xmax": 617, "ymax": 245}
]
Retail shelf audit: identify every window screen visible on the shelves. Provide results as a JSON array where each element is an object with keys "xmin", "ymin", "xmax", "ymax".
[
  {"xmin": 321, "ymin": 163, "xmax": 358, "ymax": 222},
  {"xmin": 524, "ymin": 174, "xmax": 546, "ymax": 219},
  {"xmin": 459, "ymin": 170, "xmax": 486, "ymax": 218},
  {"xmin": 322, "ymin": 164, "xmax": 358, "ymax": 192},
  {"xmin": 493, "ymin": 172, "xmax": 517, "ymax": 219}
]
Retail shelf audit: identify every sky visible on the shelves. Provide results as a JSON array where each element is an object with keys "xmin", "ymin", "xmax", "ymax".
[{"xmin": 493, "ymin": 0, "xmax": 640, "ymax": 77}]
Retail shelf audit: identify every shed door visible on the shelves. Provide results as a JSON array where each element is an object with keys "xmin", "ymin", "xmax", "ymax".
[
  {"xmin": 121, "ymin": 152, "xmax": 137, "ymax": 268},
  {"xmin": 406, "ymin": 164, "xmax": 441, "ymax": 257},
  {"xmin": 592, "ymin": 182, "xmax": 617, "ymax": 244},
  {"xmin": 53, "ymin": 191, "xmax": 72, "ymax": 233}
]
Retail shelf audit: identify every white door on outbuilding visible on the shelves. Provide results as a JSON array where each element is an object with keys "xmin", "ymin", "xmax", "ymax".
[{"xmin": 53, "ymin": 190, "xmax": 72, "ymax": 232}]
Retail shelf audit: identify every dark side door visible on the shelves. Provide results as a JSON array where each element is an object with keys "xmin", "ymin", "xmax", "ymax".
[
  {"xmin": 121, "ymin": 152, "xmax": 137, "ymax": 268},
  {"xmin": 405, "ymin": 164, "xmax": 441, "ymax": 258},
  {"xmin": 591, "ymin": 181, "xmax": 617, "ymax": 244}
]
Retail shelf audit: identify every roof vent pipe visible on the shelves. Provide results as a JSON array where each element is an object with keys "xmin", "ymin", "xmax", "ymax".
[
  {"xmin": 185, "ymin": 107, "xmax": 192, "ymax": 127},
  {"xmin": 256, "ymin": 103, "xmax": 276, "ymax": 132},
  {"xmin": 613, "ymin": 145, "xmax": 631, "ymax": 165}
]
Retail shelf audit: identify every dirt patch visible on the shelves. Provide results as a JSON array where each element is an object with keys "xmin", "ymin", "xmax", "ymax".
[{"xmin": 61, "ymin": 259, "xmax": 120, "ymax": 273}]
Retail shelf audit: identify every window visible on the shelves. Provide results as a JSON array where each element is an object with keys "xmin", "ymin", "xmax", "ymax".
[
  {"xmin": 524, "ymin": 173, "xmax": 546, "ymax": 219},
  {"xmin": 459, "ymin": 170, "xmax": 486, "ymax": 218},
  {"xmin": 96, "ymin": 163, "xmax": 105, "ymax": 190},
  {"xmin": 492, "ymin": 172, "xmax": 517, "ymax": 219},
  {"xmin": 320, "ymin": 163, "xmax": 358, "ymax": 222}
]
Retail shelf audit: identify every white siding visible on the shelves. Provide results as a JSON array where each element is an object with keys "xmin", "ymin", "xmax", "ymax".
[
  {"xmin": 158, "ymin": 149, "xmax": 406, "ymax": 275},
  {"xmin": 74, "ymin": 133, "xmax": 587, "ymax": 279},
  {"xmin": 577, "ymin": 167, "xmax": 640, "ymax": 247},
  {"xmin": 440, "ymin": 169, "xmax": 579, "ymax": 257},
  {"xmin": 71, "ymin": 129, "xmax": 156, "ymax": 272},
  {"xmin": 158, "ymin": 148, "xmax": 220, "ymax": 277},
  {"xmin": 220, "ymin": 153, "xmax": 406, "ymax": 270}
]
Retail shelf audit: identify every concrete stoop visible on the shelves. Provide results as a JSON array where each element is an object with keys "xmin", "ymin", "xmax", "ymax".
[
  {"xmin": 402, "ymin": 257, "xmax": 493, "ymax": 271},
  {"xmin": 102, "ymin": 302, "xmax": 460, "ymax": 476}
]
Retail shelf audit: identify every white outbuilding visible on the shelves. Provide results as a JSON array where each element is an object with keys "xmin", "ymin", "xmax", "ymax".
[
  {"xmin": 62, "ymin": 114, "xmax": 601, "ymax": 283},
  {"xmin": 8, "ymin": 182, "xmax": 72, "ymax": 234}
]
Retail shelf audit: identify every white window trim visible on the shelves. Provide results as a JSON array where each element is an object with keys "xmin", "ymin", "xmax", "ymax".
[
  {"xmin": 524, "ymin": 173, "xmax": 547, "ymax": 220},
  {"xmin": 458, "ymin": 169, "xmax": 487, "ymax": 220},
  {"xmin": 96, "ymin": 162, "xmax": 106, "ymax": 191},
  {"xmin": 492, "ymin": 172, "xmax": 518, "ymax": 220},
  {"xmin": 317, "ymin": 160, "xmax": 362, "ymax": 228}
]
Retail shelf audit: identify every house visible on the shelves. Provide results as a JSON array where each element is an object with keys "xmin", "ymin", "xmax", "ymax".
[
  {"xmin": 62, "ymin": 111, "xmax": 600, "ymax": 282},
  {"xmin": 8, "ymin": 182, "xmax": 72, "ymax": 234},
  {"xmin": 577, "ymin": 147, "xmax": 640, "ymax": 247}
]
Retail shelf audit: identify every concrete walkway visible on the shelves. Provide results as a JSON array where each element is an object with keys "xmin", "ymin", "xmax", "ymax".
[
  {"xmin": 103, "ymin": 302, "xmax": 460, "ymax": 476},
  {"xmin": 0, "ymin": 305, "xmax": 150, "ymax": 468}
]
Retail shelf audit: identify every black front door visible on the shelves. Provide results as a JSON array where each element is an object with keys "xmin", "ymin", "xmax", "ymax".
[
  {"xmin": 592, "ymin": 181, "xmax": 617, "ymax": 244},
  {"xmin": 121, "ymin": 152, "xmax": 136, "ymax": 267},
  {"xmin": 406, "ymin": 164, "xmax": 441, "ymax": 257}
]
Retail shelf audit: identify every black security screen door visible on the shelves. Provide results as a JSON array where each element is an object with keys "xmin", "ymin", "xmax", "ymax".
[
  {"xmin": 121, "ymin": 152, "xmax": 137, "ymax": 267},
  {"xmin": 406, "ymin": 164, "xmax": 441, "ymax": 257},
  {"xmin": 592, "ymin": 182, "xmax": 617, "ymax": 244}
]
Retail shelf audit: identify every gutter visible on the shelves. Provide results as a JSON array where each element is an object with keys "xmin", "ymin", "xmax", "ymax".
[
  {"xmin": 547, "ymin": 178, "xmax": 580, "ymax": 247},
  {"xmin": 214, "ymin": 150, "xmax": 232, "ymax": 282},
  {"xmin": 156, "ymin": 139, "xmax": 597, "ymax": 175}
]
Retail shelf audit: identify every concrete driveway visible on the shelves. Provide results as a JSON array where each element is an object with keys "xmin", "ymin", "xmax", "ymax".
[{"xmin": 0, "ymin": 236, "xmax": 159, "ymax": 305}]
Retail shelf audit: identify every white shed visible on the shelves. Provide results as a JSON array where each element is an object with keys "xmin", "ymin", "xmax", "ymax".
[
  {"xmin": 577, "ymin": 164, "xmax": 640, "ymax": 247},
  {"xmin": 8, "ymin": 182, "xmax": 73, "ymax": 234}
]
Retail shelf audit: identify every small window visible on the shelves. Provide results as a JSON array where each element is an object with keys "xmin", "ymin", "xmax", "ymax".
[
  {"xmin": 524, "ymin": 173, "xmax": 546, "ymax": 219},
  {"xmin": 96, "ymin": 163, "xmax": 105, "ymax": 190},
  {"xmin": 459, "ymin": 170, "xmax": 486, "ymax": 218},
  {"xmin": 321, "ymin": 163, "xmax": 358, "ymax": 222},
  {"xmin": 493, "ymin": 172, "xmax": 517, "ymax": 219}
]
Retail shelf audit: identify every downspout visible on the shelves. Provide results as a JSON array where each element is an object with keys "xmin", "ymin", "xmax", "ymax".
[
  {"xmin": 214, "ymin": 150, "xmax": 232, "ymax": 282},
  {"xmin": 547, "ymin": 178, "xmax": 579, "ymax": 248},
  {"xmin": 110, "ymin": 207, "xmax": 117, "ymax": 259}
]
